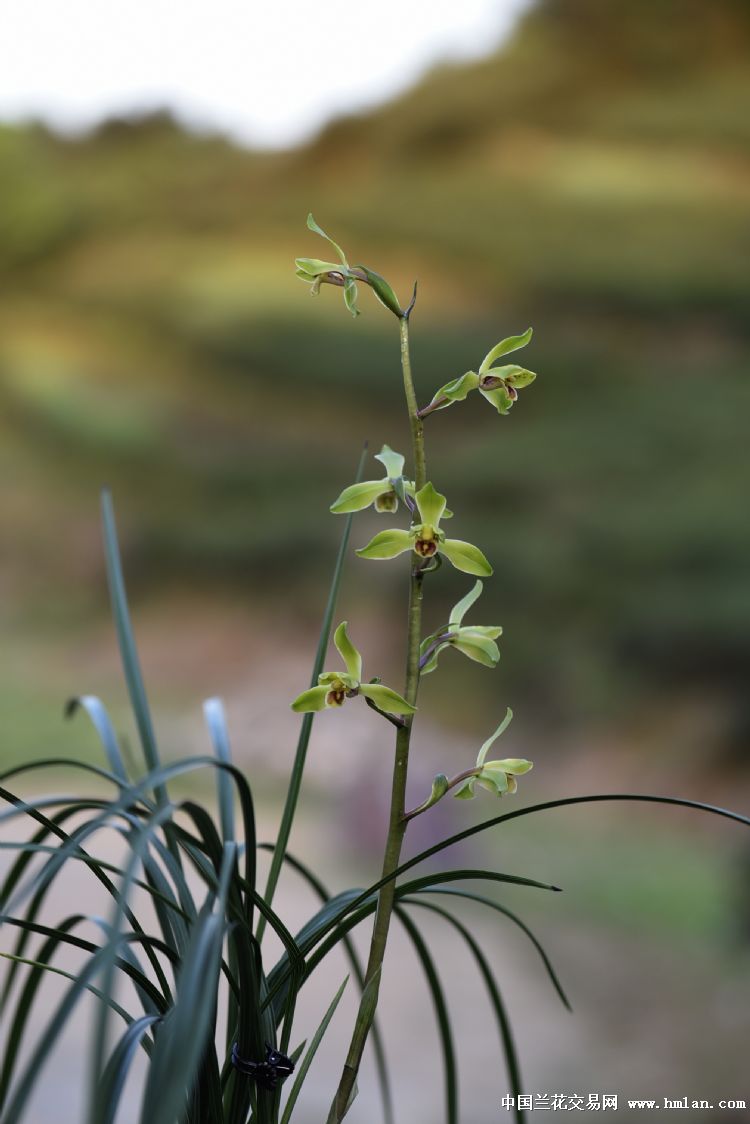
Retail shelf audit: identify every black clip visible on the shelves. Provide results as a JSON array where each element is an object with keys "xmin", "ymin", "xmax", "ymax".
[{"xmin": 231, "ymin": 1042, "xmax": 295, "ymax": 1091}]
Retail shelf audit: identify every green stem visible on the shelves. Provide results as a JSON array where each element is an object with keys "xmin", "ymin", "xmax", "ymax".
[
  {"xmin": 403, "ymin": 766, "xmax": 483, "ymax": 822},
  {"xmin": 328, "ymin": 315, "xmax": 425, "ymax": 1122},
  {"xmin": 401, "ymin": 316, "xmax": 427, "ymax": 492}
]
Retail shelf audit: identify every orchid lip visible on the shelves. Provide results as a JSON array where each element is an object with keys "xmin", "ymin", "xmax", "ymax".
[{"xmin": 375, "ymin": 490, "xmax": 398, "ymax": 513}]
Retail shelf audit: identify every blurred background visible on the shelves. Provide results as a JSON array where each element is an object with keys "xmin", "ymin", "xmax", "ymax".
[{"xmin": 1, "ymin": 0, "xmax": 749, "ymax": 1119}]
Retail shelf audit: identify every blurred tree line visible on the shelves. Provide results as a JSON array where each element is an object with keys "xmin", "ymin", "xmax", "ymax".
[{"xmin": 1, "ymin": 0, "xmax": 748, "ymax": 745}]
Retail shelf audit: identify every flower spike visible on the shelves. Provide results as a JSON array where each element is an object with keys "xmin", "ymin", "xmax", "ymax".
[{"xmin": 291, "ymin": 621, "xmax": 415, "ymax": 717}]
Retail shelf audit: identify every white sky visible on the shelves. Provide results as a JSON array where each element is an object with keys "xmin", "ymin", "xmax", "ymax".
[{"xmin": 0, "ymin": 0, "xmax": 531, "ymax": 148}]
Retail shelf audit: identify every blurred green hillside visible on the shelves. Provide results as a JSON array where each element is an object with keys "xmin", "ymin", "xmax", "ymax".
[{"xmin": 1, "ymin": 0, "xmax": 749, "ymax": 744}]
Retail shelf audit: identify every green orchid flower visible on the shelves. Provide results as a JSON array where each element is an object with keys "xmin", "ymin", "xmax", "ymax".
[
  {"xmin": 421, "ymin": 328, "xmax": 536, "ymax": 417},
  {"xmin": 356, "ymin": 482, "xmax": 492, "ymax": 577},
  {"xmin": 453, "ymin": 710, "xmax": 533, "ymax": 799},
  {"xmin": 290, "ymin": 621, "xmax": 416, "ymax": 716},
  {"xmin": 331, "ymin": 445, "xmax": 454, "ymax": 518},
  {"xmin": 419, "ymin": 580, "xmax": 502, "ymax": 674},
  {"xmin": 330, "ymin": 445, "xmax": 411, "ymax": 516},
  {"xmin": 295, "ymin": 214, "xmax": 402, "ymax": 319}
]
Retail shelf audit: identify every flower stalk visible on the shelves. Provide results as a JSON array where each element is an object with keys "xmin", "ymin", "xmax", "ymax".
[
  {"xmin": 295, "ymin": 216, "xmax": 537, "ymax": 1121},
  {"xmin": 328, "ymin": 312, "xmax": 425, "ymax": 1123}
]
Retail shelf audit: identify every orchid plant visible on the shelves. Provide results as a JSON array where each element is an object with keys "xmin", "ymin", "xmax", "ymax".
[{"xmin": 2, "ymin": 214, "xmax": 747, "ymax": 1124}]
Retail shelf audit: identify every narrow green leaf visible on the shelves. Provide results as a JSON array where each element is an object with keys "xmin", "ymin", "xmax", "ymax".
[
  {"xmin": 0, "ymin": 943, "xmax": 155, "ymax": 1122},
  {"xmin": 65, "ymin": 696, "xmax": 128, "ymax": 783},
  {"xmin": 100, "ymin": 490, "xmax": 165, "ymax": 805},
  {"xmin": 0, "ymin": 788, "xmax": 173, "ymax": 1010},
  {"xmin": 203, "ymin": 697, "xmax": 235, "ymax": 845},
  {"xmin": 397, "ymin": 868, "xmax": 560, "ymax": 896},
  {"xmin": 89, "ymin": 802, "xmax": 178, "ymax": 1123},
  {"xmin": 391, "ymin": 794, "xmax": 750, "ymax": 893},
  {"xmin": 259, "ymin": 446, "xmax": 367, "ymax": 942},
  {"xmin": 403, "ymin": 899, "xmax": 526, "ymax": 1123},
  {"xmin": 0, "ymin": 917, "xmax": 169, "ymax": 1124},
  {"xmin": 414, "ymin": 887, "xmax": 572, "ymax": 1011},
  {"xmin": 96, "ymin": 1014, "xmax": 161, "ymax": 1124},
  {"xmin": 395, "ymin": 908, "xmax": 457, "ymax": 1124},
  {"xmin": 138, "ymin": 846, "xmax": 234, "ymax": 1124},
  {"xmin": 259, "ymin": 844, "xmax": 394, "ymax": 1124},
  {"xmin": 280, "ymin": 977, "xmax": 349, "ymax": 1124}
]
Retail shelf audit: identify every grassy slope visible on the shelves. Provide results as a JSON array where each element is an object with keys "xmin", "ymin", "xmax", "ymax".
[{"xmin": 0, "ymin": 0, "xmax": 749, "ymax": 735}]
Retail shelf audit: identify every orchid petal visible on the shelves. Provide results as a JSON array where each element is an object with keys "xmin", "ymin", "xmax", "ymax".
[
  {"xmin": 488, "ymin": 758, "xmax": 534, "ymax": 776},
  {"xmin": 307, "ymin": 213, "xmax": 348, "ymax": 267},
  {"xmin": 419, "ymin": 640, "xmax": 451, "ymax": 675},
  {"xmin": 334, "ymin": 621, "xmax": 362, "ymax": 683},
  {"xmin": 453, "ymin": 777, "xmax": 477, "ymax": 800},
  {"xmin": 343, "ymin": 277, "xmax": 360, "ymax": 318},
  {"xmin": 478, "ymin": 385, "xmax": 515, "ymax": 415},
  {"xmin": 449, "ymin": 580, "xmax": 484, "ymax": 627},
  {"xmin": 359, "ymin": 683, "xmax": 417, "ymax": 715},
  {"xmin": 476, "ymin": 709, "xmax": 514, "ymax": 766},
  {"xmin": 462, "ymin": 625, "xmax": 503, "ymax": 640},
  {"xmin": 478, "ymin": 328, "xmax": 533, "ymax": 374},
  {"xmin": 452, "ymin": 634, "xmax": 500, "ymax": 668},
  {"xmin": 295, "ymin": 257, "xmax": 344, "ymax": 277},
  {"xmin": 330, "ymin": 479, "xmax": 389, "ymax": 514},
  {"xmin": 356, "ymin": 528, "xmax": 414, "ymax": 561},
  {"xmin": 440, "ymin": 538, "xmax": 493, "ymax": 577},
  {"xmin": 415, "ymin": 482, "xmax": 447, "ymax": 529},
  {"xmin": 426, "ymin": 370, "xmax": 479, "ymax": 411},
  {"xmin": 503, "ymin": 365, "xmax": 537, "ymax": 389},
  {"xmin": 290, "ymin": 685, "xmax": 331, "ymax": 713},
  {"xmin": 374, "ymin": 444, "xmax": 406, "ymax": 481},
  {"xmin": 355, "ymin": 266, "xmax": 403, "ymax": 318},
  {"xmin": 476, "ymin": 770, "xmax": 510, "ymax": 796}
]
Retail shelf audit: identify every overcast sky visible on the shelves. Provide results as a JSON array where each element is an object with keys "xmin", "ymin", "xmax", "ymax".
[{"xmin": 0, "ymin": 0, "xmax": 532, "ymax": 148}]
